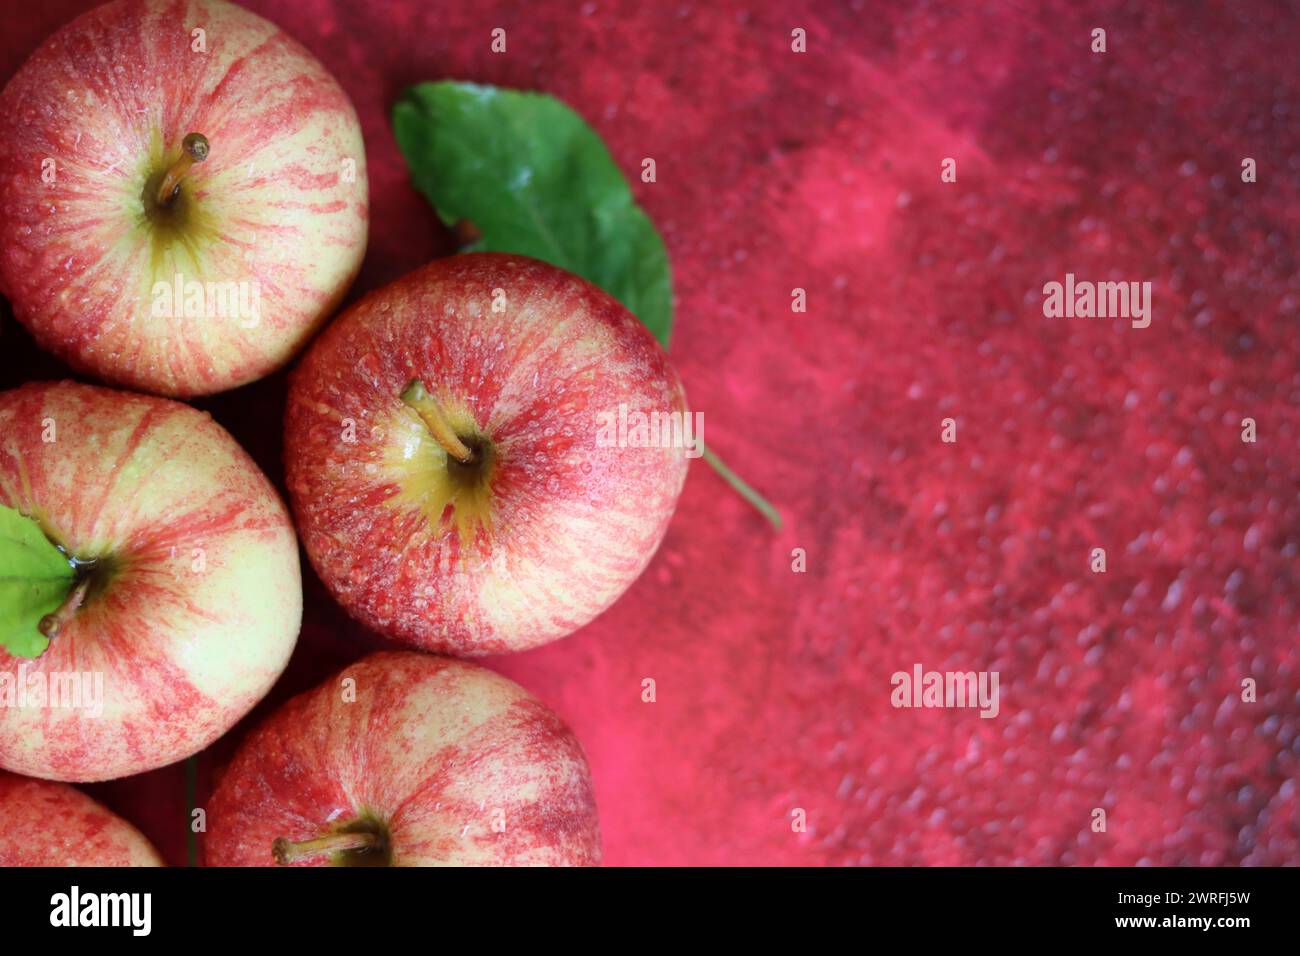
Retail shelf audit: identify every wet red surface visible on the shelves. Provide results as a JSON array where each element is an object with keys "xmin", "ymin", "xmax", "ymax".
[{"xmin": 1, "ymin": 0, "xmax": 1297, "ymax": 865}]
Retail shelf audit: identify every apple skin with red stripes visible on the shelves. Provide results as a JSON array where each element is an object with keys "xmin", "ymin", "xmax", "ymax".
[
  {"xmin": 0, "ymin": 0, "xmax": 368, "ymax": 397},
  {"xmin": 0, "ymin": 770, "xmax": 162, "ymax": 866},
  {"xmin": 284, "ymin": 253, "xmax": 690, "ymax": 656},
  {"xmin": 206, "ymin": 651, "xmax": 601, "ymax": 866},
  {"xmin": 0, "ymin": 381, "xmax": 301, "ymax": 782}
]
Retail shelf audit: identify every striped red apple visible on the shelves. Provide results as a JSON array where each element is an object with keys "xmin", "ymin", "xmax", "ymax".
[
  {"xmin": 0, "ymin": 0, "xmax": 368, "ymax": 397},
  {"xmin": 284, "ymin": 253, "xmax": 690, "ymax": 656},
  {"xmin": 206, "ymin": 651, "xmax": 601, "ymax": 866},
  {"xmin": 0, "ymin": 381, "xmax": 301, "ymax": 781},
  {"xmin": 0, "ymin": 770, "xmax": 163, "ymax": 866}
]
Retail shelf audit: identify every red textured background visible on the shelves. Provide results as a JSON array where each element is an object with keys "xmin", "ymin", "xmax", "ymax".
[{"xmin": 2, "ymin": 0, "xmax": 1297, "ymax": 866}]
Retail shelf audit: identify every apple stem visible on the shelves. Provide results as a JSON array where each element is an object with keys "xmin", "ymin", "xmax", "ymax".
[
  {"xmin": 155, "ymin": 132, "xmax": 210, "ymax": 207},
  {"xmin": 273, "ymin": 831, "xmax": 380, "ymax": 865},
  {"xmin": 37, "ymin": 576, "xmax": 92, "ymax": 640},
  {"xmin": 400, "ymin": 379, "xmax": 477, "ymax": 464}
]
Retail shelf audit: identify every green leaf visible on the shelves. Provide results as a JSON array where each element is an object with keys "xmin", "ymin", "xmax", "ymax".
[
  {"xmin": 393, "ymin": 81, "xmax": 673, "ymax": 347},
  {"xmin": 0, "ymin": 505, "xmax": 74, "ymax": 658}
]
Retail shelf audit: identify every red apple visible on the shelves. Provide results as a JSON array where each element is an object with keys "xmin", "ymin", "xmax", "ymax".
[
  {"xmin": 206, "ymin": 650, "xmax": 601, "ymax": 866},
  {"xmin": 0, "ymin": 0, "xmax": 368, "ymax": 397},
  {"xmin": 0, "ymin": 769, "xmax": 162, "ymax": 866},
  {"xmin": 284, "ymin": 253, "xmax": 689, "ymax": 656},
  {"xmin": 0, "ymin": 381, "xmax": 301, "ymax": 781}
]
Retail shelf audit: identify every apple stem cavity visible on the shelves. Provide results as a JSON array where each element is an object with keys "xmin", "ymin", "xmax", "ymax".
[
  {"xmin": 37, "ymin": 575, "xmax": 92, "ymax": 640},
  {"xmin": 155, "ymin": 132, "xmax": 210, "ymax": 208},
  {"xmin": 400, "ymin": 378, "xmax": 477, "ymax": 464},
  {"xmin": 272, "ymin": 831, "xmax": 380, "ymax": 865}
]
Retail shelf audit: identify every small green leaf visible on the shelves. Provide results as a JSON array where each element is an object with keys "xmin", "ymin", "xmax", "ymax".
[
  {"xmin": 393, "ymin": 81, "xmax": 673, "ymax": 347},
  {"xmin": 0, "ymin": 505, "xmax": 74, "ymax": 658}
]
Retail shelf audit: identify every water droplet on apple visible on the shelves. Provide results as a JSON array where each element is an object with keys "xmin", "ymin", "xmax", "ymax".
[{"xmin": 358, "ymin": 352, "xmax": 383, "ymax": 385}]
